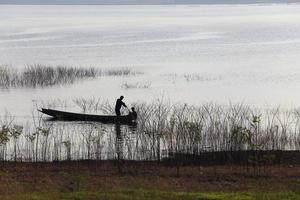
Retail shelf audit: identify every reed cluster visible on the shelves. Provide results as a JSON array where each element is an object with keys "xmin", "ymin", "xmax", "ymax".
[
  {"xmin": 0, "ymin": 65, "xmax": 140, "ymax": 88},
  {"xmin": 0, "ymin": 100, "xmax": 300, "ymax": 163},
  {"xmin": 121, "ymin": 81, "xmax": 151, "ymax": 89}
]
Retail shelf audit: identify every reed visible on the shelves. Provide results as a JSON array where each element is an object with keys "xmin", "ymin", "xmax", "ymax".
[
  {"xmin": 121, "ymin": 81, "xmax": 151, "ymax": 89},
  {"xmin": 0, "ymin": 65, "xmax": 141, "ymax": 88},
  {"xmin": 0, "ymin": 100, "xmax": 299, "ymax": 165}
]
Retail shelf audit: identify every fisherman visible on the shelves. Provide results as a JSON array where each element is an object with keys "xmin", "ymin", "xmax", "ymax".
[
  {"xmin": 115, "ymin": 96, "xmax": 127, "ymax": 116},
  {"xmin": 130, "ymin": 107, "xmax": 137, "ymax": 120}
]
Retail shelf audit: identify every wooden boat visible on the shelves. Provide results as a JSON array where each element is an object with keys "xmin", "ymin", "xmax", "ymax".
[{"xmin": 39, "ymin": 108, "xmax": 136, "ymax": 125}]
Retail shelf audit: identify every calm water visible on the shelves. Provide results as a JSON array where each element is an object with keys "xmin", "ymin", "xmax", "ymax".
[{"xmin": 1, "ymin": 4, "xmax": 300, "ymax": 118}]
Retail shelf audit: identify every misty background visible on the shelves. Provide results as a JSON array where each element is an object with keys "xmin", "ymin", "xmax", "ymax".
[{"xmin": 1, "ymin": 0, "xmax": 300, "ymax": 4}]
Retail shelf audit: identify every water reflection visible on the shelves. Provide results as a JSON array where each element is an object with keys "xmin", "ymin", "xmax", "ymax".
[
  {"xmin": 115, "ymin": 122, "xmax": 123, "ymax": 161},
  {"xmin": 115, "ymin": 122, "xmax": 137, "ymax": 161}
]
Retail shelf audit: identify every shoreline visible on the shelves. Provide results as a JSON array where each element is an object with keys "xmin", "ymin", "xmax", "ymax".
[{"xmin": 0, "ymin": 159, "xmax": 299, "ymax": 199}]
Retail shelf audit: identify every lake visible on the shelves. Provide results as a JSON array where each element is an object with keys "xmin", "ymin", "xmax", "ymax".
[
  {"xmin": 1, "ymin": 4, "xmax": 300, "ymax": 118},
  {"xmin": 1, "ymin": 4, "xmax": 300, "ymax": 160}
]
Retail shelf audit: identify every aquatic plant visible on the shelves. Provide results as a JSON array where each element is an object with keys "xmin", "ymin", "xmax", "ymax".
[
  {"xmin": 121, "ymin": 81, "xmax": 151, "ymax": 89},
  {"xmin": 0, "ymin": 99, "xmax": 299, "ymax": 164},
  {"xmin": 0, "ymin": 65, "xmax": 141, "ymax": 88}
]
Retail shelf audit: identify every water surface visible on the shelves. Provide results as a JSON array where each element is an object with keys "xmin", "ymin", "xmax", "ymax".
[{"xmin": 1, "ymin": 4, "xmax": 300, "ymax": 118}]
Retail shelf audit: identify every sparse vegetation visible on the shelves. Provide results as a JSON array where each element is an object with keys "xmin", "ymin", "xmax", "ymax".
[
  {"xmin": 2, "ymin": 190, "xmax": 300, "ymax": 200},
  {"xmin": 0, "ymin": 100, "xmax": 300, "ymax": 163},
  {"xmin": 0, "ymin": 65, "xmax": 141, "ymax": 88},
  {"xmin": 0, "ymin": 100, "xmax": 300, "ymax": 198},
  {"xmin": 104, "ymin": 67, "xmax": 142, "ymax": 76},
  {"xmin": 0, "ymin": 161, "xmax": 299, "ymax": 199},
  {"xmin": 183, "ymin": 73, "xmax": 221, "ymax": 82},
  {"xmin": 162, "ymin": 73, "xmax": 222, "ymax": 83},
  {"xmin": 121, "ymin": 81, "xmax": 151, "ymax": 89}
]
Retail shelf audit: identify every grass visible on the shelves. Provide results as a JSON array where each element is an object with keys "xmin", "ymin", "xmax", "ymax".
[
  {"xmin": 1, "ymin": 100, "xmax": 300, "ymax": 162},
  {"xmin": 183, "ymin": 73, "xmax": 221, "ymax": 82},
  {"xmin": 2, "ymin": 190, "xmax": 300, "ymax": 200},
  {"xmin": 104, "ymin": 68, "xmax": 142, "ymax": 76},
  {"xmin": 0, "ymin": 161, "xmax": 298, "ymax": 199},
  {"xmin": 121, "ymin": 81, "xmax": 151, "ymax": 89},
  {"xmin": 162, "ymin": 73, "xmax": 221, "ymax": 83},
  {"xmin": 0, "ymin": 65, "xmax": 141, "ymax": 88}
]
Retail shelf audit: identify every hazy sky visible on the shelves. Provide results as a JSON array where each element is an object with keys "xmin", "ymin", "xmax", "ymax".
[{"xmin": 1, "ymin": 0, "xmax": 299, "ymax": 4}]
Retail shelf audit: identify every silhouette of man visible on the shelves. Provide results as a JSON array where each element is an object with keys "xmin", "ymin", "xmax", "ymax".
[
  {"xmin": 130, "ymin": 107, "xmax": 137, "ymax": 120},
  {"xmin": 115, "ymin": 96, "xmax": 127, "ymax": 116}
]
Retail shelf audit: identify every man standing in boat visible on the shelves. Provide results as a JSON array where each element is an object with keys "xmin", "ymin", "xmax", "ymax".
[{"xmin": 115, "ymin": 96, "xmax": 127, "ymax": 116}]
